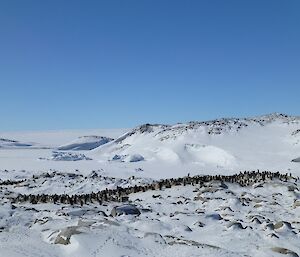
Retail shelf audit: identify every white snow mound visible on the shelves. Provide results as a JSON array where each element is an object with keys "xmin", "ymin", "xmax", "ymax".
[
  {"xmin": 110, "ymin": 154, "xmax": 145, "ymax": 162},
  {"xmin": 184, "ymin": 144, "xmax": 236, "ymax": 166}
]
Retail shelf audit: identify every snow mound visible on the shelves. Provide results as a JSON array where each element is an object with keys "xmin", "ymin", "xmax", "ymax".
[
  {"xmin": 125, "ymin": 154, "xmax": 145, "ymax": 162},
  {"xmin": 184, "ymin": 144, "xmax": 236, "ymax": 166},
  {"xmin": 58, "ymin": 135, "xmax": 113, "ymax": 151},
  {"xmin": 155, "ymin": 148, "xmax": 181, "ymax": 162},
  {"xmin": 110, "ymin": 154, "xmax": 145, "ymax": 162}
]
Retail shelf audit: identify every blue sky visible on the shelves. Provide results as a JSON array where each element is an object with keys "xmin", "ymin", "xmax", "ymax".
[{"xmin": 0, "ymin": 0, "xmax": 299, "ymax": 130}]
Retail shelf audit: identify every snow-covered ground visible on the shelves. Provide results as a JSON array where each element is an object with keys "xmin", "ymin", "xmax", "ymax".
[
  {"xmin": 0, "ymin": 173, "xmax": 299, "ymax": 257},
  {"xmin": 0, "ymin": 113, "xmax": 299, "ymax": 257}
]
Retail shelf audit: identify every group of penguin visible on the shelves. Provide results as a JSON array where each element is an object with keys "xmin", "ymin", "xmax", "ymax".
[{"xmin": 11, "ymin": 170, "xmax": 296, "ymax": 206}]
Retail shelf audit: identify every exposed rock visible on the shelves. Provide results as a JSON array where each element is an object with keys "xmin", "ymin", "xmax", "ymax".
[
  {"xmin": 193, "ymin": 221, "xmax": 205, "ymax": 227},
  {"xmin": 251, "ymin": 217, "xmax": 262, "ymax": 225},
  {"xmin": 226, "ymin": 221, "xmax": 244, "ymax": 229},
  {"xmin": 144, "ymin": 232, "xmax": 166, "ymax": 244},
  {"xmin": 194, "ymin": 195, "xmax": 208, "ymax": 202},
  {"xmin": 288, "ymin": 185, "xmax": 298, "ymax": 192},
  {"xmin": 265, "ymin": 223, "xmax": 275, "ymax": 230},
  {"xmin": 293, "ymin": 200, "xmax": 300, "ymax": 208},
  {"xmin": 271, "ymin": 247, "xmax": 299, "ymax": 257},
  {"xmin": 219, "ymin": 206, "xmax": 234, "ymax": 212},
  {"xmin": 274, "ymin": 221, "xmax": 293, "ymax": 230},
  {"xmin": 267, "ymin": 233, "xmax": 279, "ymax": 239},
  {"xmin": 206, "ymin": 213, "xmax": 222, "ymax": 220},
  {"xmin": 54, "ymin": 226, "xmax": 83, "ymax": 245},
  {"xmin": 184, "ymin": 225, "xmax": 193, "ymax": 232},
  {"xmin": 166, "ymin": 236, "xmax": 221, "ymax": 250}
]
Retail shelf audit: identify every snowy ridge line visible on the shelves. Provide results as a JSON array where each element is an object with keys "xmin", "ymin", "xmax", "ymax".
[
  {"xmin": 13, "ymin": 171, "xmax": 297, "ymax": 206},
  {"xmin": 116, "ymin": 113, "xmax": 300, "ymax": 140}
]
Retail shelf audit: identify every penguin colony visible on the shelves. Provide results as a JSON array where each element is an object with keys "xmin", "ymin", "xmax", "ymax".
[
  {"xmin": 12, "ymin": 171, "xmax": 296, "ymax": 206},
  {"xmin": 0, "ymin": 179, "xmax": 26, "ymax": 186}
]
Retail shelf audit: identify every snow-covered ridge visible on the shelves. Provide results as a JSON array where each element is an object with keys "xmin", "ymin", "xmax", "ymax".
[
  {"xmin": 91, "ymin": 113, "xmax": 300, "ymax": 172},
  {"xmin": 58, "ymin": 135, "xmax": 113, "ymax": 150},
  {"xmin": 114, "ymin": 113, "xmax": 299, "ymax": 142}
]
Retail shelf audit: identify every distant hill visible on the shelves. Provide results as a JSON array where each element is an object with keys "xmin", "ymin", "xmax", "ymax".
[{"xmin": 58, "ymin": 135, "xmax": 113, "ymax": 150}]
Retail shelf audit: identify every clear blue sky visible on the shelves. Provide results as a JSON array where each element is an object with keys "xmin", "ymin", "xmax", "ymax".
[{"xmin": 0, "ymin": 0, "xmax": 299, "ymax": 130}]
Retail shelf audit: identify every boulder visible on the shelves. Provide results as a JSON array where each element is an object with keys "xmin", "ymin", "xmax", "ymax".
[{"xmin": 206, "ymin": 213, "xmax": 222, "ymax": 220}]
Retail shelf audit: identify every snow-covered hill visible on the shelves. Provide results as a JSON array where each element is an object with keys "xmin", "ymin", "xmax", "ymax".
[
  {"xmin": 90, "ymin": 113, "xmax": 300, "ymax": 175},
  {"xmin": 0, "ymin": 138, "xmax": 41, "ymax": 149},
  {"xmin": 58, "ymin": 135, "xmax": 113, "ymax": 150}
]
